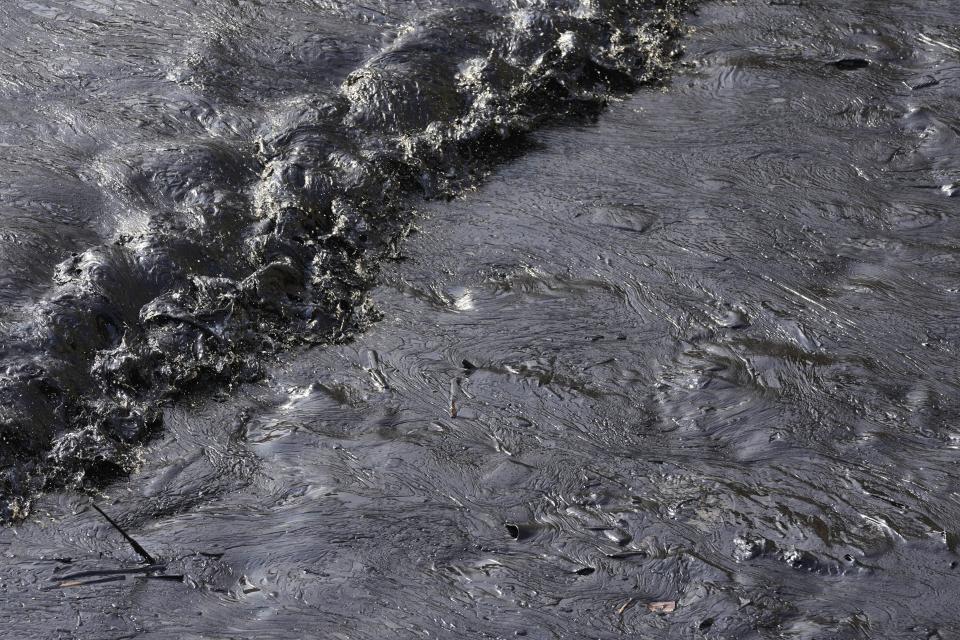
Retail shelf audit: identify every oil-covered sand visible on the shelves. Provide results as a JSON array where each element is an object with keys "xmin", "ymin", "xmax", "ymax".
[{"xmin": 2, "ymin": 0, "xmax": 960, "ymax": 637}]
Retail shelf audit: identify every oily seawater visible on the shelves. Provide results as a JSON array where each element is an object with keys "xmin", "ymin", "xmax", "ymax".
[
  {"xmin": 0, "ymin": 0, "xmax": 687, "ymax": 518},
  {"xmin": 2, "ymin": 0, "xmax": 960, "ymax": 637}
]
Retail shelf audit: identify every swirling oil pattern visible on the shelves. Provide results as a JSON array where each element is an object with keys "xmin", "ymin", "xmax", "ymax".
[
  {"xmin": 2, "ymin": 0, "xmax": 960, "ymax": 638},
  {"xmin": 0, "ymin": 0, "xmax": 686, "ymax": 515}
]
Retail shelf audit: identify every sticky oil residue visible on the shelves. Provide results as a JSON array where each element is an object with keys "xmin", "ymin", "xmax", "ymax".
[
  {"xmin": 2, "ymin": 0, "xmax": 960, "ymax": 638},
  {"xmin": 0, "ymin": 0, "xmax": 687, "ymax": 515}
]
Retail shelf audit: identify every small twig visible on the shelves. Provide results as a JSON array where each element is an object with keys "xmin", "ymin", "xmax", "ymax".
[
  {"xmin": 139, "ymin": 574, "xmax": 184, "ymax": 582},
  {"xmin": 647, "ymin": 600, "xmax": 677, "ymax": 614},
  {"xmin": 45, "ymin": 575, "xmax": 126, "ymax": 590},
  {"xmin": 52, "ymin": 564, "xmax": 166, "ymax": 581},
  {"xmin": 90, "ymin": 503, "xmax": 156, "ymax": 565},
  {"xmin": 448, "ymin": 378, "xmax": 461, "ymax": 418},
  {"xmin": 616, "ymin": 598, "xmax": 637, "ymax": 616}
]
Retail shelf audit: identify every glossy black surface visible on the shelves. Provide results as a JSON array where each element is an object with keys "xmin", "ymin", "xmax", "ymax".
[{"xmin": 2, "ymin": 0, "xmax": 959, "ymax": 637}]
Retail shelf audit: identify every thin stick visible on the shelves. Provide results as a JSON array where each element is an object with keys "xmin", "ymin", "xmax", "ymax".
[
  {"xmin": 616, "ymin": 598, "xmax": 637, "ymax": 616},
  {"xmin": 52, "ymin": 564, "xmax": 166, "ymax": 581},
  {"xmin": 45, "ymin": 575, "xmax": 126, "ymax": 590},
  {"xmin": 449, "ymin": 378, "xmax": 460, "ymax": 418},
  {"xmin": 90, "ymin": 503, "xmax": 156, "ymax": 565}
]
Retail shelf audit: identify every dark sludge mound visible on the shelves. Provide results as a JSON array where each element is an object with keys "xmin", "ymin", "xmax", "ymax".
[{"xmin": 0, "ymin": 0, "xmax": 689, "ymax": 519}]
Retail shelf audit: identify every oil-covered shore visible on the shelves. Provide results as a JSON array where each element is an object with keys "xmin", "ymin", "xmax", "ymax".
[{"xmin": 2, "ymin": 0, "xmax": 960, "ymax": 637}]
